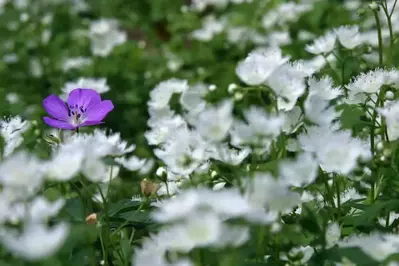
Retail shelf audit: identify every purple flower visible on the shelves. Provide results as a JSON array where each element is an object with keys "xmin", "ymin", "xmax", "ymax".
[{"xmin": 43, "ymin": 88, "xmax": 114, "ymax": 130}]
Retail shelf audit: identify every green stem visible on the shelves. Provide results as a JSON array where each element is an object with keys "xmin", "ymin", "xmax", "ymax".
[
  {"xmin": 323, "ymin": 172, "xmax": 336, "ymax": 209},
  {"xmin": 99, "ymin": 229, "xmax": 108, "ymax": 266},
  {"xmin": 386, "ymin": 212, "xmax": 390, "ymax": 227},
  {"xmin": 97, "ymin": 182, "xmax": 111, "ymax": 266},
  {"xmin": 323, "ymin": 55, "xmax": 341, "ymax": 83},
  {"xmin": 335, "ymin": 177, "xmax": 341, "ymax": 221},
  {"xmin": 373, "ymin": 9, "xmax": 384, "ymax": 66}
]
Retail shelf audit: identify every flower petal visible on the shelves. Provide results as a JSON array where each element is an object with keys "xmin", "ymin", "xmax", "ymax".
[
  {"xmin": 67, "ymin": 88, "xmax": 101, "ymax": 111},
  {"xmin": 43, "ymin": 117, "xmax": 75, "ymax": 130},
  {"xmin": 85, "ymin": 100, "xmax": 114, "ymax": 123},
  {"xmin": 43, "ymin": 95, "xmax": 69, "ymax": 121}
]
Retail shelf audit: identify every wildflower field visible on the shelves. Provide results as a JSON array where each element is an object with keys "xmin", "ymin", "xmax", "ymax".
[{"xmin": 2, "ymin": 0, "xmax": 399, "ymax": 265}]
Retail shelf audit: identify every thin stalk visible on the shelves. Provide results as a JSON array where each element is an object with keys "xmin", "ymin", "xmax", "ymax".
[
  {"xmin": 386, "ymin": 212, "xmax": 391, "ymax": 227},
  {"xmin": 382, "ymin": 0, "xmax": 396, "ymax": 66},
  {"xmin": 389, "ymin": 0, "xmax": 398, "ymax": 17},
  {"xmin": 373, "ymin": 9, "xmax": 384, "ymax": 66},
  {"xmin": 98, "ymin": 185, "xmax": 110, "ymax": 266},
  {"xmin": 323, "ymin": 55, "xmax": 341, "ymax": 83},
  {"xmin": 99, "ymin": 231, "xmax": 108, "ymax": 266},
  {"xmin": 335, "ymin": 177, "xmax": 341, "ymax": 220}
]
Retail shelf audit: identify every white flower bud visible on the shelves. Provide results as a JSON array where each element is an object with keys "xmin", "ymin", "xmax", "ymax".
[
  {"xmin": 234, "ymin": 92, "xmax": 244, "ymax": 101},
  {"xmin": 228, "ymin": 83, "xmax": 238, "ymax": 94},
  {"xmin": 383, "ymin": 148, "xmax": 392, "ymax": 157},
  {"xmin": 208, "ymin": 84, "xmax": 217, "ymax": 91},
  {"xmin": 386, "ymin": 91, "xmax": 394, "ymax": 100},
  {"xmin": 211, "ymin": 170, "xmax": 218, "ymax": 178},
  {"xmin": 376, "ymin": 141, "xmax": 384, "ymax": 151},
  {"xmin": 368, "ymin": 2, "xmax": 379, "ymax": 10},
  {"xmin": 156, "ymin": 167, "xmax": 166, "ymax": 177}
]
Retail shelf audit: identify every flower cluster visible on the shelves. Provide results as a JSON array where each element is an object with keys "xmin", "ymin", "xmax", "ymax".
[{"xmin": 1, "ymin": 0, "xmax": 399, "ymax": 266}]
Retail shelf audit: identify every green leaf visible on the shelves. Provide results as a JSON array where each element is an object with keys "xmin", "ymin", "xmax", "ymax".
[{"xmin": 107, "ymin": 199, "xmax": 141, "ymax": 217}]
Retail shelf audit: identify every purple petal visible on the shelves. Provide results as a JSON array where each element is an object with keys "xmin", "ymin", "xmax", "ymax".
[
  {"xmin": 43, "ymin": 95, "xmax": 69, "ymax": 121},
  {"xmin": 85, "ymin": 100, "xmax": 114, "ymax": 123},
  {"xmin": 67, "ymin": 88, "xmax": 101, "ymax": 111},
  {"xmin": 43, "ymin": 117, "xmax": 75, "ymax": 130}
]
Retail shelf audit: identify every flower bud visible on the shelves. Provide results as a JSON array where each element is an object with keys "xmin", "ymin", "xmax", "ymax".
[
  {"xmin": 386, "ymin": 91, "xmax": 394, "ymax": 100},
  {"xmin": 85, "ymin": 213, "xmax": 97, "ymax": 225},
  {"xmin": 211, "ymin": 170, "xmax": 218, "ymax": 178},
  {"xmin": 156, "ymin": 167, "xmax": 166, "ymax": 177},
  {"xmin": 140, "ymin": 178, "xmax": 159, "ymax": 196},
  {"xmin": 376, "ymin": 141, "xmax": 384, "ymax": 151},
  {"xmin": 368, "ymin": 2, "xmax": 379, "ymax": 11},
  {"xmin": 43, "ymin": 134, "xmax": 61, "ymax": 146},
  {"xmin": 234, "ymin": 92, "xmax": 244, "ymax": 101},
  {"xmin": 228, "ymin": 83, "xmax": 238, "ymax": 94},
  {"xmin": 383, "ymin": 148, "xmax": 392, "ymax": 158},
  {"xmin": 208, "ymin": 84, "xmax": 217, "ymax": 91}
]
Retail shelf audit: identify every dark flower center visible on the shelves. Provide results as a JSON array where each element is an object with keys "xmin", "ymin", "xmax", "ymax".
[{"xmin": 66, "ymin": 103, "xmax": 87, "ymax": 125}]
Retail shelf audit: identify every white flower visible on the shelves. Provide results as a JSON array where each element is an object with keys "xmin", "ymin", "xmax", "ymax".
[
  {"xmin": 305, "ymin": 93, "xmax": 340, "ymax": 126},
  {"xmin": 90, "ymin": 130, "xmax": 136, "ymax": 156},
  {"xmin": 0, "ymin": 116, "xmax": 31, "ymax": 157},
  {"xmin": 6, "ymin": 93, "xmax": 19, "ymax": 104},
  {"xmin": 334, "ymin": 188, "xmax": 364, "ymax": 206},
  {"xmin": 283, "ymin": 246, "xmax": 314, "ymax": 264},
  {"xmin": 153, "ymin": 188, "xmax": 250, "ymax": 223},
  {"xmin": 346, "ymin": 69, "xmax": 387, "ymax": 95},
  {"xmin": 305, "ymin": 31, "xmax": 336, "ymax": 54},
  {"xmin": 180, "ymin": 83, "xmax": 208, "ymax": 115},
  {"xmin": 279, "ymin": 152, "xmax": 318, "ymax": 187},
  {"xmin": 308, "ymin": 76, "xmax": 342, "ymax": 100},
  {"xmin": 378, "ymin": 212, "xmax": 399, "ymax": 227},
  {"xmin": 326, "ymin": 222, "xmax": 341, "ymax": 247},
  {"xmin": 115, "ymin": 155, "xmax": 147, "ymax": 171},
  {"xmin": 245, "ymin": 173, "xmax": 301, "ymax": 214},
  {"xmin": 154, "ymin": 128, "xmax": 207, "ymax": 175},
  {"xmin": 282, "ymin": 106, "xmax": 303, "ymax": 133},
  {"xmin": 89, "ymin": 18, "xmax": 126, "ymax": 57},
  {"xmin": 191, "ymin": 15, "xmax": 225, "ymax": 41},
  {"xmin": 28, "ymin": 197, "xmax": 65, "ymax": 223},
  {"xmin": 334, "ymin": 25, "xmax": 361, "ymax": 49},
  {"xmin": 0, "ymin": 222, "xmax": 69, "ymax": 261},
  {"xmin": 236, "ymin": 48, "xmax": 289, "ymax": 86},
  {"xmin": 167, "ymin": 212, "xmax": 222, "ymax": 252},
  {"xmin": 44, "ymin": 144, "xmax": 84, "ymax": 181},
  {"xmin": 209, "ymin": 144, "xmax": 250, "ymax": 165},
  {"xmin": 266, "ymin": 63, "xmax": 308, "ymax": 111},
  {"xmin": 215, "ymin": 225, "xmax": 249, "ymax": 247},
  {"xmin": 82, "ymin": 157, "xmax": 119, "ymax": 183},
  {"xmin": 379, "ymin": 100, "xmax": 399, "ymax": 140},
  {"xmin": 157, "ymin": 181, "xmax": 181, "ymax": 196},
  {"xmin": 193, "ymin": 100, "xmax": 233, "ymax": 142},
  {"xmin": 61, "ymin": 77, "xmax": 110, "ymax": 100},
  {"xmin": 339, "ymin": 233, "xmax": 399, "ymax": 261},
  {"xmin": 299, "ymin": 127, "xmax": 371, "ymax": 175},
  {"xmin": 62, "ymin": 57, "xmax": 92, "ymax": 72},
  {"xmin": 262, "ymin": 2, "xmax": 312, "ymax": 29},
  {"xmin": 0, "ymin": 152, "xmax": 43, "ymax": 198},
  {"xmin": 146, "ymin": 115, "xmax": 187, "ymax": 145},
  {"xmin": 190, "ymin": 0, "xmax": 229, "ymax": 11},
  {"xmin": 149, "ymin": 79, "xmax": 188, "ymax": 109}
]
